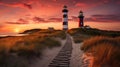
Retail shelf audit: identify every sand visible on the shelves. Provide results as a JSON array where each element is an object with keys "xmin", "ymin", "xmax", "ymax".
[
  {"xmin": 29, "ymin": 36, "xmax": 93, "ymax": 67},
  {"xmin": 70, "ymin": 36, "xmax": 93, "ymax": 67},
  {"xmin": 29, "ymin": 39, "xmax": 66, "ymax": 67}
]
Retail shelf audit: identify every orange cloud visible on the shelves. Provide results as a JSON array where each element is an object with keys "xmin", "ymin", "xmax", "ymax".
[
  {"xmin": 0, "ymin": 2, "xmax": 32, "ymax": 9},
  {"xmin": 0, "ymin": 24, "xmax": 13, "ymax": 34},
  {"xmin": 33, "ymin": 17, "xmax": 46, "ymax": 23},
  {"xmin": 75, "ymin": 3, "xmax": 87, "ymax": 7},
  {"xmin": 48, "ymin": 18, "xmax": 62, "ymax": 22},
  {"xmin": 85, "ymin": 14, "xmax": 120, "ymax": 22},
  {"xmin": 6, "ymin": 18, "xmax": 29, "ymax": 24}
]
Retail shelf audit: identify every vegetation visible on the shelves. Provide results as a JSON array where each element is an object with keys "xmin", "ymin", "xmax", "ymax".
[
  {"xmin": 21, "ymin": 29, "xmax": 41, "ymax": 34},
  {"xmin": 81, "ymin": 36, "xmax": 120, "ymax": 67},
  {"xmin": 68, "ymin": 27, "xmax": 120, "ymax": 66},
  {"xmin": 26, "ymin": 29, "xmax": 66, "ymax": 39},
  {"xmin": 71, "ymin": 34, "xmax": 90, "ymax": 43},
  {"xmin": 0, "ymin": 29, "xmax": 66, "ymax": 67},
  {"xmin": 68, "ymin": 28, "xmax": 120, "ymax": 43}
]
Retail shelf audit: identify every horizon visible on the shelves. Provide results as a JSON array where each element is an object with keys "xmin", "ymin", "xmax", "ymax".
[
  {"xmin": 0, "ymin": 21, "xmax": 120, "ymax": 36},
  {"xmin": 0, "ymin": 0, "xmax": 120, "ymax": 35}
]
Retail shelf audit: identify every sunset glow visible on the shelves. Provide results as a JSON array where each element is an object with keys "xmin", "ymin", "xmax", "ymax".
[
  {"xmin": 0, "ymin": 0, "xmax": 120, "ymax": 35},
  {"xmin": 14, "ymin": 28, "xmax": 20, "ymax": 33}
]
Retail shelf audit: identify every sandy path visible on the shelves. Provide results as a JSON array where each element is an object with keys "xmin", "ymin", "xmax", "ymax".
[
  {"xmin": 29, "ymin": 39, "xmax": 66, "ymax": 67},
  {"xmin": 29, "ymin": 34, "xmax": 91, "ymax": 67},
  {"xmin": 70, "ymin": 42, "xmax": 84, "ymax": 67},
  {"xmin": 70, "ymin": 36, "xmax": 90, "ymax": 67}
]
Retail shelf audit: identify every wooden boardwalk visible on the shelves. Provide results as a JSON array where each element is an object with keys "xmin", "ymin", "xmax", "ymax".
[{"xmin": 49, "ymin": 34, "xmax": 73, "ymax": 67}]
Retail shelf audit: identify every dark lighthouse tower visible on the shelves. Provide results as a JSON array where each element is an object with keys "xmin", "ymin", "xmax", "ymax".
[
  {"xmin": 78, "ymin": 11, "xmax": 84, "ymax": 27},
  {"xmin": 62, "ymin": 5, "xmax": 68, "ymax": 30}
]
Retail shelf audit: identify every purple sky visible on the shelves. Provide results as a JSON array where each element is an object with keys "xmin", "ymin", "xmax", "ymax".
[{"xmin": 0, "ymin": 0, "xmax": 120, "ymax": 34}]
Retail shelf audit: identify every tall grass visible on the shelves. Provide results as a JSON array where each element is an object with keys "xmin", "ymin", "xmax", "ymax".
[
  {"xmin": 0, "ymin": 29, "xmax": 65, "ymax": 67},
  {"xmin": 68, "ymin": 28, "xmax": 120, "ymax": 37},
  {"xmin": 68, "ymin": 28, "xmax": 120, "ymax": 43},
  {"xmin": 81, "ymin": 36, "xmax": 120, "ymax": 67},
  {"xmin": 72, "ymin": 34, "xmax": 91, "ymax": 43}
]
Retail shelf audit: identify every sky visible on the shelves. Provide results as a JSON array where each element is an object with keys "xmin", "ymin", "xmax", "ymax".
[{"xmin": 0, "ymin": 0, "xmax": 120, "ymax": 35}]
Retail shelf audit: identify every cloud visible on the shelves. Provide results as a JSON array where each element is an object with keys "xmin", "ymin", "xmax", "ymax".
[
  {"xmin": 6, "ymin": 18, "xmax": 29, "ymax": 24},
  {"xmin": 0, "ymin": 2, "xmax": 32, "ymax": 9},
  {"xmin": 0, "ymin": 24, "xmax": 4, "ymax": 28},
  {"xmin": 18, "ymin": 18, "xmax": 29, "ymax": 24},
  {"xmin": 5, "ymin": 16, "xmax": 62, "ymax": 24},
  {"xmin": 86, "ymin": 14, "xmax": 120, "ymax": 22},
  {"xmin": 75, "ymin": 3, "xmax": 87, "ymax": 7},
  {"xmin": 0, "ymin": 24, "xmax": 8, "ymax": 33},
  {"xmin": 70, "ymin": 14, "xmax": 120, "ymax": 23},
  {"xmin": 52, "ymin": 0, "xmax": 58, "ymax": 1},
  {"xmin": 23, "ymin": 3, "xmax": 32, "ymax": 9},
  {"xmin": 48, "ymin": 18, "xmax": 62, "ymax": 22},
  {"xmin": 117, "ymin": 0, "xmax": 120, "ymax": 4},
  {"xmin": 0, "ymin": 0, "xmax": 38, "ymax": 9},
  {"xmin": 33, "ymin": 17, "xmax": 46, "ymax": 23},
  {"xmin": 33, "ymin": 17, "xmax": 62, "ymax": 23},
  {"xmin": 70, "ymin": 16, "xmax": 78, "ymax": 21},
  {"xmin": 74, "ymin": 0, "xmax": 120, "ymax": 8}
]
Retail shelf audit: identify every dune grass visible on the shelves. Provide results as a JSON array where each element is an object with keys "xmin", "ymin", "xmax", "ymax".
[
  {"xmin": 0, "ymin": 29, "xmax": 66, "ymax": 67},
  {"xmin": 72, "ymin": 34, "xmax": 91, "ymax": 43},
  {"xmin": 68, "ymin": 28, "xmax": 120, "ymax": 37},
  {"xmin": 68, "ymin": 28, "xmax": 120, "ymax": 43},
  {"xmin": 68, "ymin": 28, "xmax": 120, "ymax": 66},
  {"xmin": 81, "ymin": 36, "xmax": 120, "ymax": 67}
]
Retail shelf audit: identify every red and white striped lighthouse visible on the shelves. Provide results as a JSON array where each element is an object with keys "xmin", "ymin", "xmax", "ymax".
[
  {"xmin": 62, "ymin": 5, "xmax": 68, "ymax": 30},
  {"xmin": 78, "ymin": 11, "xmax": 84, "ymax": 27}
]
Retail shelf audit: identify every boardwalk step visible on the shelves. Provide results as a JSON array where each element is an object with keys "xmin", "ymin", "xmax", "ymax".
[{"xmin": 49, "ymin": 34, "xmax": 72, "ymax": 67}]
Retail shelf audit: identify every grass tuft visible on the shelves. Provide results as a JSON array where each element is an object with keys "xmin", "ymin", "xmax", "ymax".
[{"xmin": 81, "ymin": 36, "xmax": 120, "ymax": 67}]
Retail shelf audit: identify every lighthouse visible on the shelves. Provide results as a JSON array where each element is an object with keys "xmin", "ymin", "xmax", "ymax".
[
  {"xmin": 62, "ymin": 5, "xmax": 68, "ymax": 30},
  {"xmin": 78, "ymin": 11, "xmax": 84, "ymax": 27}
]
